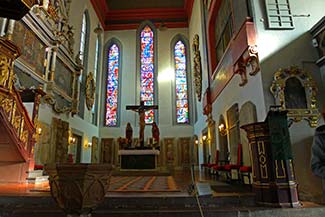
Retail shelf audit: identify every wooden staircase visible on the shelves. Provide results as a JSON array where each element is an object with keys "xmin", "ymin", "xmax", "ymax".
[{"xmin": 0, "ymin": 37, "xmax": 35, "ymax": 182}]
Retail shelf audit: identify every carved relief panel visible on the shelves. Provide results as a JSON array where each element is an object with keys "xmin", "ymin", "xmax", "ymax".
[
  {"xmin": 101, "ymin": 138, "xmax": 116, "ymax": 165},
  {"xmin": 91, "ymin": 136, "xmax": 99, "ymax": 163},
  {"xmin": 50, "ymin": 117, "xmax": 69, "ymax": 163},
  {"xmin": 163, "ymin": 138, "xmax": 175, "ymax": 168},
  {"xmin": 177, "ymin": 137, "xmax": 191, "ymax": 169}
]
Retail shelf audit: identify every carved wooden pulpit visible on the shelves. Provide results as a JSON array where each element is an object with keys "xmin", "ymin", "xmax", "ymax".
[{"xmin": 241, "ymin": 107, "xmax": 299, "ymax": 208}]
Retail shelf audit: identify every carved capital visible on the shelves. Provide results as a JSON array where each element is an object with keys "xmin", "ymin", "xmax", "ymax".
[
  {"xmin": 234, "ymin": 57, "xmax": 248, "ymax": 86},
  {"xmin": 247, "ymin": 45, "xmax": 260, "ymax": 76}
]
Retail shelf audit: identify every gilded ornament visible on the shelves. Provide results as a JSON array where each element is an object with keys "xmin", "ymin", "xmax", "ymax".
[
  {"xmin": 0, "ymin": 55, "xmax": 11, "ymax": 88},
  {"xmin": 192, "ymin": 34, "xmax": 202, "ymax": 102},
  {"xmin": 85, "ymin": 72, "xmax": 96, "ymax": 111},
  {"xmin": 43, "ymin": 94, "xmax": 71, "ymax": 114},
  {"xmin": 270, "ymin": 66, "xmax": 320, "ymax": 127}
]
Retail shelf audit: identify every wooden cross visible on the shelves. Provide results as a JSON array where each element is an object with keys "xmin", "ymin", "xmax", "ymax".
[{"xmin": 126, "ymin": 101, "xmax": 158, "ymax": 147}]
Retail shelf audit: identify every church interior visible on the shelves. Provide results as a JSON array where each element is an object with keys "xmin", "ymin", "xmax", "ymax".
[{"xmin": 0, "ymin": 0, "xmax": 325, "ymax": 216}]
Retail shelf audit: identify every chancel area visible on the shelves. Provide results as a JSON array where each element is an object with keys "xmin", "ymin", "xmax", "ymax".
[{"xmin": 0, "ymin": 0, "xmax": 325, "ymax": 216}]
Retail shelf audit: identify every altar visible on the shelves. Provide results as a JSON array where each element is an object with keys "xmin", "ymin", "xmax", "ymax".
[{"xmin": 118, "ymin": 149, "xmax": 160, "ymax": 170}]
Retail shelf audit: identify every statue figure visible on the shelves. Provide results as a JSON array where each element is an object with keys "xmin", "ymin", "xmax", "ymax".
[
  {"xmin": 152, "ymin": 122, "xmax": 160, "ymax": 146},
  {"xmin": 126, "ymin": 101, "xmax": 158, "ymax": 148},
  {"xmin": 125, "ymin": 122, "xmax": 133, "ymax": 147}
]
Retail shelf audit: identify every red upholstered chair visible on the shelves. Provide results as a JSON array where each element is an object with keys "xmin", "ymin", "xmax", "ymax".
[
  {"xmin": 207, "ymin": 150, "xmax": 219, "ymax": 175},
  {"xmin": 200, "ymin": 155, "xmax": 211, "ymax": 172},
  {"xmin": 218, "ymin": 144, "xmax": 243, "ymax": 181},
  {"xmin": 34, "ymin": 165, "xmax": 44, "ymax": 170},
  {"xmin": 240, "ymin": 166, "xmax": 252, "ymax": 184}
]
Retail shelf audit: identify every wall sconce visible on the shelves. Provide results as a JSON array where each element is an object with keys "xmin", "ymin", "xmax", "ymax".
[
  {"xmin": 37, "ymin": 127, "xmax": 42, "ymax": 135},
  {"xmin": 195, "ymin": 139, "xmax": 199, "ymax": 145},
  {"xmin": 69, "ymin": 136, "xmax": 76, "ymax": 145},
  {"xmin": 85, "ymin": 142, "xmax": 92, "ymax": 149},
  {"xmin": 68, "ymin": 129, "xmax": 76, "ymax": 145},
  {"xmin": 218, "ymin": 123, "xmax": 227, "ymax": 136},
  {"xmin": 202, "ymin": 135, "xmax": 207, "ymax": 141}
]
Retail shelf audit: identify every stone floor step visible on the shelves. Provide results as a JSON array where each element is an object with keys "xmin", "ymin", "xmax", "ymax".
[
  {"xmin": 27, "ymin": 170, "xmax": 43, "ymax": 179},
  {"xmin": 1, "ymin": 206, "xmax": 325, "ymax": 217},
  {"xmin": 26, "ymin": 175, "xmax": 49, "ymax": 184}
]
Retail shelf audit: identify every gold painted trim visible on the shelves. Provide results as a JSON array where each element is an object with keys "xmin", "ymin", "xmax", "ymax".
[
  {"xmin": 275, "ymin": 160, "xmax": 286, "ymax": 179},
  {"xmin": 257, "ymin": 141, "xmax": 268, "ymax": 178},
  {"xmin": 192, "ymin": 34, "xmax": 202, "ymax": 102}
]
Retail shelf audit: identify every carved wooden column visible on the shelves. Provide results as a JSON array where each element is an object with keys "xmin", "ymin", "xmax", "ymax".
[
  {"xmin": 46, "ymin": 46, "xmax": 58, "ymax": 94},
  {"xmin": 241, "ymin": 109, "xmax": 299, "ymax": 207}
]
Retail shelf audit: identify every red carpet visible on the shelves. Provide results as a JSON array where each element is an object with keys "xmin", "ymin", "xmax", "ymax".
[{"xmin": 108, "ymin": 176, "xmax": 180, "ymax": 192}]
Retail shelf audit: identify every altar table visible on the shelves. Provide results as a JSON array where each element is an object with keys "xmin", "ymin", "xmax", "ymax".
[{"xmin": 118, "ymin": 149, "xmax": 160, "ymax": 170}]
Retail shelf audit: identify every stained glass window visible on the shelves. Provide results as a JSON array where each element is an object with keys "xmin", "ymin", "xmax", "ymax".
[
  {"xmin": 105, "ymin": 44, "xmax": 119, "ymax": 126},
  {"xmin": 79, "ymin": 13, "xmax": 87, "ymax": 64},
  {"xmin": 92, "ymin": 37, "xmax": 100, "ymax": 125},
  {"xmin": 174, "ymin": 40, "xmax": 189, "ymax": 123},
  {"xmin": 140, "ymin": 25, "xmax": 155, "ymax": 124}
]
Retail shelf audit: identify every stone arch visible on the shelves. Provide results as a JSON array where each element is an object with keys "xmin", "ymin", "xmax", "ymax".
[
  {"xmin": 239, "ymin": 101, "xmax": 257, "ymax": 167},
  {"xmin": 218, "ymin": 115, "xmax": 228, "ymax": 162}
]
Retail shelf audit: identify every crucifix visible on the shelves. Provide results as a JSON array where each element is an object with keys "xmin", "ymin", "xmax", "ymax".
[{"xmin": 126, "ymin": 101, "xmax": 158, "ymax": 148}]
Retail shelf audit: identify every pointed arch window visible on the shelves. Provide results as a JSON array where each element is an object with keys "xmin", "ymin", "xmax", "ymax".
[
  {"xmin": 105, "ymin": 44, "xmax": 120, "ymax": 126},
  {"xmin": 92, "ymin": 36, "xmax": 100, "ymax": 125},
  {"xmin": 174, "ymin": 40, "xmax": 189, "ymax": 124},
  {"xmin": 78, "ymin": 11, "xmax": 90, "ymax": 118},
  {"xmin": 140, "ymin": 25, "xmax": 155, "ymax": 124},
  {"xmin": 79, "ymin": 13, "xmax": 87, "ymax": 64}
]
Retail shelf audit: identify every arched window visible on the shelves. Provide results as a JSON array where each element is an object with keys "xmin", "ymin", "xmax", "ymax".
[
  {"xmin": 171, "ymin": 34, "xmax": 191, "ymax": 124},
  {"xmin": 92, "ymin": 36, "xmax": 100, "ymax": 125},
  {"xmin": 105, "ymin": 43, "xmax": 120, "ymax": 126},
  {"xmin": 174, "ymin": 40, "xmax": 189, "ymax": 123},
  {"xmin": 78, "ymin": 11, "xmax": 90, "ymax": 118},
  {"xmin": 140, "ymin": 25, "xmax": 155, "ymax": 124},
  {"xmin": 79, "ymin": 13, "xmax": 88, "ymax": 65}
]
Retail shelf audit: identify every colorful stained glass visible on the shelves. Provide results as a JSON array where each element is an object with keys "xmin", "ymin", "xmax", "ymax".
[
  {"xmin": 174, "ymin": 41, "xmax": 189, "ymax": 123},
  {"xmin": 105, "ymin": 44, "xmax": 119, "ymax": 126},
  {"xmin": 140, "ymin": 26, "xmax": 155, "ymax": 124}
]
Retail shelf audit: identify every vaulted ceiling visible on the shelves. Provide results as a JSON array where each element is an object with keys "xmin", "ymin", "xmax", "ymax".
[{"xmin": 90, "ymin": 0, "xmax": 194, "ymax": 30}]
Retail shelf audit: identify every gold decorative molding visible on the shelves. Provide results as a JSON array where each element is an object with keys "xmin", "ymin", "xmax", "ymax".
[
  {"xmin": 270, "ymin": 66, "xmax": 320, "ymax": 127},
  {"xmin": 43, "ymin": 94, "xmax": 71, "ymax": 114},
  {"xmin": 85, "ymin": 72, "xmax": 96, "ymax": 111},
  {"xmin": 0, "ymin": 38, "xmax": 21, "ymax": 92},
  {"xmin": 192, "ymin": 34, "xmax": 202, "ymax": 102}
]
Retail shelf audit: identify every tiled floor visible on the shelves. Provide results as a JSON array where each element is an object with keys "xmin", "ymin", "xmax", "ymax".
[{"xmin": 0, "ymin": 169, "xmax": 252, "ymax": 197}]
